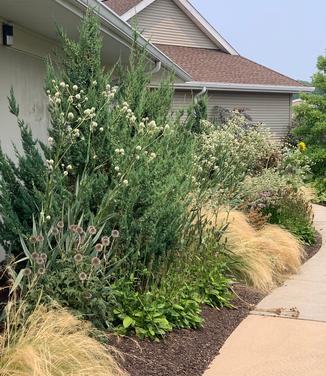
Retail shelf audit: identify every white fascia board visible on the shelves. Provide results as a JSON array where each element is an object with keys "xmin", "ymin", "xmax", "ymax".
[
  {"xmin": 56, "ymin": 0, "xmax": 192, "ymax": 81},
  {"xmin": 121, "ymin": 0, "xmax": 156, "ymax": 21},
  {"xmin": 150, "ymin": 81, "xmax": 315, "ymax": 94},
  {"xmin": 122, "ymin": 0, "xmax": 239, "ymax": 55}
]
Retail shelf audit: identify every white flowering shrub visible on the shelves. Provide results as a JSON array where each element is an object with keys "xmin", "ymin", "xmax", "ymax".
[{"xmin": 193, "ymin": 112, "xmax": 280, "ymax": 204}]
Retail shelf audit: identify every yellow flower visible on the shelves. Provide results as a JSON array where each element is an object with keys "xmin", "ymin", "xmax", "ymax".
[{"xmin": 298, "ymin": 141, "xmax": 307, "ymax": 152}]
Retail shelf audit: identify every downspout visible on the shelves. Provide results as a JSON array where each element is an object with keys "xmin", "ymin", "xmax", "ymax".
[
  {"xmin": 148, "ymin": 60, "xmax": 162, "ymax": 75},
  {"xmin": 194, "ymin": 86, "xmax": 207, "ymax": 104}
]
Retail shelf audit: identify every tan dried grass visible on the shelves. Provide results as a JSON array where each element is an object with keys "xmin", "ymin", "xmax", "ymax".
[
  {"xmin": 203, "ymin": 208, "xmax": 305, "ymax": 292},
  {"xmin": 0, "ymin": 304, "xmax": 127, "ymax": 376},
  {"xmin": 300, "ymin": 185, "xmax": 317, "ymax": 203}
]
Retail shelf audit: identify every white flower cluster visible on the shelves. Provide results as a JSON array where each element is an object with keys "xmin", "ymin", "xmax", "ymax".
[
  {"xmin": 102, "ymin": 84, "xmax": 118, "ymax": 101},
  {"xmin": 118, "ymin": 102, "xmax": 171, "ymax": 136},
  {"xmin": 120, "ymin": 102, "xmax": 137, "ymax": 124}
]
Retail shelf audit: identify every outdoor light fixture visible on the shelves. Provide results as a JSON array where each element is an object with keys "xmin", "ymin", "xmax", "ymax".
[{"xmin": 2, "ymin": 23, "xmax": 13, "ymax": 46}]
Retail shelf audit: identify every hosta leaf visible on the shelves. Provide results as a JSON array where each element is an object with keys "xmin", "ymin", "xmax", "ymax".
[{"xmin": 123, "ymin": 316, "xmax": 135, "ymax": 328}]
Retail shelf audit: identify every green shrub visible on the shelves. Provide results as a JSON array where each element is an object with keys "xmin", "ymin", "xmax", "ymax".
[
  {"xmin": 110, "ymin": 240, "xmax": 232, "ymax": 339},
  {"xmin": 292, "ymin": 52, "xmax": 326, "ymax": 202},
  {"xmin": 241, "ymin": 170, "xmax": 315, "ymax": 244}
]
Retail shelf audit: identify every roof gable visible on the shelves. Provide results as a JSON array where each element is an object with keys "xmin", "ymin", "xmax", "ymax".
[
  {"xmin": 110, "ymin": 0, "xmax": 238, "ymax": 54},
  {"xmin": 128, "ymin": 0, "xmax": 218, "ymax": 49}
]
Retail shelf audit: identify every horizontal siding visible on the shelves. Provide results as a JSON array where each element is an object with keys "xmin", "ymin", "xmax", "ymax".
[
  {"xmin": 172, "ymin": 91, "xmax": 291, "ymax": 138},
  {"xmin": 130, "ymin": 0, "xmax": 216, "ymax": 49},
  {"xmin": 208, "ymin": 92, "xmax": 291, "ymax": 138}
]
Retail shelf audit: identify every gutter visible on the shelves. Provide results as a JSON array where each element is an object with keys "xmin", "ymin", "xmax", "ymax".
[
  {"xmin": 152, "ymin": 82, "xmax": 315, "ymax": 94},
  {"xmin": 56, "ymin": 0, "xmax": 192, "ymax": 82}
]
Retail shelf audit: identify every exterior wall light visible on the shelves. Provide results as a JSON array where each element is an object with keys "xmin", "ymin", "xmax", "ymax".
[{"xmin": 2, "ymin": 23, "xmax": 13, "ymax": 46}]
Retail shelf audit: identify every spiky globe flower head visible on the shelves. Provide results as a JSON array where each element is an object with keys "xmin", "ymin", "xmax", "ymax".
[
  {"xmin": 38, "ymin": 268, "xmax": 46, "ymax": 275},
  {"xmin": 111, "ymin": 229, "xmax": 120, "ymax": 238},
  {"xmin": 79, "ymin": 272, "xmax": 87, "ymax": 282},
  {"xmin": 36, "ymin": 235, "xmax": 44, "ymax": 242},
  {"xmin": 32, "ymin": 251, "xmax": 39, "ymax": 260},
  {"xmin": 101, "ymin": 236, "xmax": 110, "ymax": 246},
  {"xmin": 122, "ymin": 179, "xmax": 128, "ymax": 186},
  {"xmin": 74, "ymin": 253, "xmax": 83, "ymax": 263},
  {"xmin": 76, "ymin": 226, "xmax": 84, "ymax": 235},
  {"xmin": 23, "ymin": 268, "xmax": 32, "ymax": 276},
  {"xmin": 57, "ymin": 221, "xmax": 64, "ymax": 229},
  {"xmin": 148, "ymin": 120, "xmax": 156, "ymax": 129},
  {"xmin": 95, "ymin": 243, "xmax": 103, "ymax": 252},
  {"xmin": 87, "ymin": 226, "xmax": 97, "ymax": 235},
  {"xmin": 67, "ymin": 112, "xmax": 74, "ymax": 120},
  {"xmin": 29, "ymin": 236, "xmax": 37, "ymax": 244},
  {"xmin": 51, "ymin": 227, "xmax": 59, "ymax": 236},
  {"xmin": 69, "ymin": 224, "xmax": 78, "ymax": 233},
  {"xmin": 91, "ymin": 257, "xmax": 101, "ymax": 267},
  {"xmin": 36, "ymin": 257, "xmax": 44, "ymax": 266},
  {"xmin": 73, "ymin": 85, "xmax": 78, "ymax": 91}
]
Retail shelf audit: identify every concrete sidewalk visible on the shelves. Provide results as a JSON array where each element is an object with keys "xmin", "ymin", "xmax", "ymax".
[{"xmin": 204, "ymin": 204, "xmax": 326, "ymax": 376}]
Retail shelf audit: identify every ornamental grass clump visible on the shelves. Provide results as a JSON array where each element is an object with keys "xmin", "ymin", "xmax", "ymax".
[
  {"xmin": 0, "ymin": 304, "xmax": 126, "ymax": 376},
  {"xmin": 204, "ymin": 208, "xmax": 305, "ymax": 292}
]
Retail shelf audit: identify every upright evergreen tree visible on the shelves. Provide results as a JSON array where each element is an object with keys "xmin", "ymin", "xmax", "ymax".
[{"xmin": 293, "ymin": 52, "xmax": 326, "ymax": 199}]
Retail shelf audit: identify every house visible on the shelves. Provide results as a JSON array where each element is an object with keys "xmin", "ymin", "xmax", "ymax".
[
  {"xmin": 103, "ymin": 0, "xmax": 314, "ymax": 138},
  {"xmin": 0, "ymin": 0, "xmax": 313, "ymax": 157},
  {"xmin": 0, "ymin": 0, "xmax": 189, "ymax": 158}
]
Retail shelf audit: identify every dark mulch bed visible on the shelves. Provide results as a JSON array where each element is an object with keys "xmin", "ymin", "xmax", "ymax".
[
  {"xmin": 304, "ymin": 231, "xmax": 322, "ymax": 261},
  {"xmin": 111, "ymin": 234, "xmax": 323, "ymax": 376},
  {"xmin": 110, "ymin": 285, "xmax": 265, "ymax": 376}
]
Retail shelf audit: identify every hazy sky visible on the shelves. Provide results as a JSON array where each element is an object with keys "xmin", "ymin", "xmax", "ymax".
[{"xmin": 190, "ymin": 0, "xmax": 326, "ymax": 82}]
